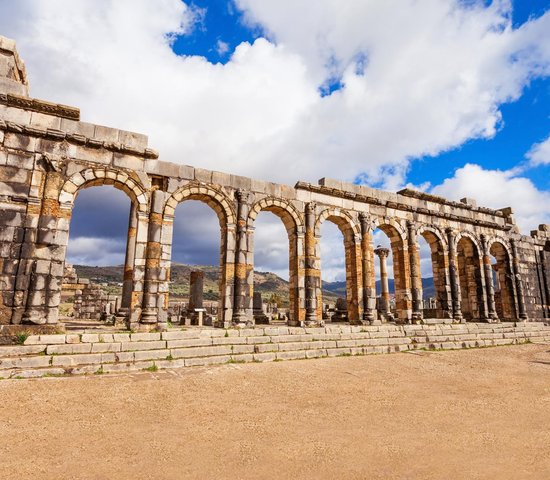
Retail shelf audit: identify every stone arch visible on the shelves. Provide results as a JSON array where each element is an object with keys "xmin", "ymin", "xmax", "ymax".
[
  {"xmin": 248, "ymin": 197, "xmax": 304, "ymax": 234},
  {"xmin": 59, "ymin": 167, "xmax": 149, "ymax": 213},
  {"xmin": 162, "ymin": 183, "xmax": 237, "ymax": 326},
  {"xmin": 416, "ymin": 225, "xmax": 452, "ymax": 319},
  {"xmin": 488, "ymin": 238, "xmax": 517, "ymax": 320},
  {"xmin": 247, "ymin": 197, "xmax": 305, "ymax": 324},
  {"xmin": 164, "ymin": 183, "xmax": 236, "ymax": 227},
  {"xmin": 372, "ymin": 218, "xmax": 410, "ymax": 321},
  {"xmin": 315, "ymin": 208, "xmax": 363, "ymax": 323},
  {"xmin": 56, "ymin": 167, "xmax": 150, "ymax": 326},
  {"xmin": 456, "ymin": 233, "xmax": 486, "ymax": 320}
]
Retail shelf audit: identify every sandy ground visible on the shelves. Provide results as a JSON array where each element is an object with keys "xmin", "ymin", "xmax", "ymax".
[{"xmin": 0, "ymin": 344, "xmax": 549, "ymax": 480}]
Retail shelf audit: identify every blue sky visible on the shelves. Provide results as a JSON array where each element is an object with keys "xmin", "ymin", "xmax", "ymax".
[{"xmin": 1, "ymin": 0, "xmax": 549, "ymax": 281}]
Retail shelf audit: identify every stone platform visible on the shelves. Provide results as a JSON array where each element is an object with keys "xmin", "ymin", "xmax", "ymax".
[{"xmin": 1, "ymin": 322, "xmax": 549, "ymax": 379}]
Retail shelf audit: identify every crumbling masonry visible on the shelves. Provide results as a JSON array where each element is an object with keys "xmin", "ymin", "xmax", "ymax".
[{"xmin": 1, "ymin": 36, "xmax": 549, "ymax": 333}]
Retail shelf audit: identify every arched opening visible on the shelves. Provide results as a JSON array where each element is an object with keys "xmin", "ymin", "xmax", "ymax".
[
  {"xmin": 316, "ymin": 211, "xmax": 361, "ymax": 323},
  {"xmin": 251, "ymin": 211, "xmax": 292, "ymax": 325},
  {"xmin": 374, "ymin": 224, "xmax": 409, "ymax": 321},
  {"xmin": 418, "ymin": 229, "xmax": 451, "ymax": 319},
  {"xmin": 62, "ymin": 184, "xmax": 134, "ymax": 327},
  {"xmin": 320, "ymin": 221, "xmax": 348, "ymax": 322},
  {"xmin": 456, "ymin": 236, "xmax": 484, "ymax": 320},
  {"xmin": 168, "ymin": 199, "xmax": 223, "ymax": 326},
  {"xmin": 489, "ymin": 241, "xmax": 516, "ymax": 321}
]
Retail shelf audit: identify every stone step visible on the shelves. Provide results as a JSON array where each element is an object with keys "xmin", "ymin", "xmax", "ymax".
[{"xmin": 1, "ymin": 323, "xmax": 548, "ymax": 379}]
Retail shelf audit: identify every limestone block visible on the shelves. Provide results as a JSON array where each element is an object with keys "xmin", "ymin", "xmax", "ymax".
[
  {"xmin": 46, "ymin": 343, "xmax": 92, "ymax": 355},
  {"xmin": 30, "ymin": 112, "xmax": 61, "ymax": 130},
  {"xmin": 130, "ymin": 332, "xmax": 161, "ymax": 342},
  {"xmin": 0, "ymin": 355, "xmax": 51, "ymax": 369},
  {"xmin": 252, "ymin": 352, "xmax": 276, "ymax": 362},
  {"xmin": 184, "ymin": 355, "xmax": 231, "ymax": 367},
  {"xmin": 91, "ymin": 342, "xmax": 122, "ymax": 353},
  {"xmin": 121, "ymin": 340, "xmax": 166, "ymax": 351},
  {"xmin": 37, "ymin": 334, "xmax": 66, "ymax": 345},
  {"xmin": 134, "ymin": 349, "xmax": 170, "ymax": 361},
  {"xmin": 171, "ymin": 345, "xmax": 232, "ymax": 359},
  {"xmin": 0, "ymin": 345, "xmax": 46, "ymax": 356},
  {"xmin": 166, "ymin": 338, "xmax": 212, "ymax": 348}
]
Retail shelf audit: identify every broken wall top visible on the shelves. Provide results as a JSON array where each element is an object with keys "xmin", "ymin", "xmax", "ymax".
[{"xmin": 0, "ymin": 35, "xmax": 29, "ymax": 97}]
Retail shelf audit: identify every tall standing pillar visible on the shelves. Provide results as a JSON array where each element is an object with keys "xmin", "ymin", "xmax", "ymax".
[
  {"xmin": 232, "ymin": 189, "xmax": 253, "ymax": 326},
  {"xmin": 359, "ymin": 213, "xmax": 377, "ymax": 324},
  {"xmin": 539, "ymin": 250, "xmax": 550, "ymax": 319},
  {"xmin": 446, "ymin": 228, "xmax": 464, "ymax": 323},
  {"xmin": 304, "ymin": 202, "xmax": 320, "ymax": 324},
  {"xmin": 480, "ymin": 234, "xmax": 498, "ymax": 322},
  {"xmin": 120, "ymin": 201, "xmax": 137, "ymax": 317},
  {"xmin": 374, "ymin": 246, "xmax": 391, "ymax": 320},
  {"xmin": 407, "ymin": 221, "xmax": 423, "ymax": 323},
  {"xmin": 510, "ymin": 239, "xmax": 528, "ymax": 320},
  {"xmin": 140, "ymin": 189, "xmax": 167, "ymax": 330}
]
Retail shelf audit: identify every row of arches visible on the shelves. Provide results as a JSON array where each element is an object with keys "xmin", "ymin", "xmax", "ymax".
[{"xmin": 52, "ymin": 168, "xmax": 526, "ymax": 328}]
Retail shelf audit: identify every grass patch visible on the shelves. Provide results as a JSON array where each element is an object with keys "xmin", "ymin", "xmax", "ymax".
[
  {"xmin": 94, "ymin": 366, "xmax": 104, "ymax": 375},
  {"xmin": 15, "ymin": 332, "xmax": 30, "ymax": 345},
  {"xmin": 144, "ymin": 363, "xmax": 158, "ymax": 372}
]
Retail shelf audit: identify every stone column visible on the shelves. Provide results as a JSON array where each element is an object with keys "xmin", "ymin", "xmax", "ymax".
[
  {"xmin": 304, "ymin": 202, "xmax": 320, "ymax": 324},
  {"xmin": 188, "ymin": 271, "xmax": 204, "ymax": 311},
  {"xmin": 120, "ymin": 201, "xmax": 137, "ymax": 315},
  {"xmin": 407, "ymin": 221, "xmax": 423, "ymax": 322},
  {"xmin": 446, "ymin": 228, "xmax": 464, "ymax": 323},
  {"xmin": 359, "ymin": 213, "xmax": 377, "ymax": 324},
  {"xmin": 480, "ymin": 234, "xmax": 498, "ymax": 322},
  {"xmin": 374, "ymin": 246, "xmax": 391, "ymax": 319},
  {"xmin": 232, "ymin": 189, "xmax": 254, "ymax": 326},
  {"xmin": 140, "ymin": 189, "xmax": 167, "ymax": 330},
  {"xmin": 510, "ymin": 239, "xmax": 528, "ymax": 320}
]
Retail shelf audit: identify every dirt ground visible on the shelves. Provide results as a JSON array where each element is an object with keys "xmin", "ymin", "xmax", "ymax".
[{"xmin": 0, "ymin": 344, "xmax": 549, "ymax": 480}]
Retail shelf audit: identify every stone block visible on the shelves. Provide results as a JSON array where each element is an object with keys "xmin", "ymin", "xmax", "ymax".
[
  {"xmin": 166, "ymin": 338, "xmax": 212, "ymax": 348},
  {"xmin": 130, "ymin": 332, "xmax": 161, "ymax": 342},
  {"xmin": 0, "ymin": 344, "xmax": 46, "ymax": 356},
  {"xmin": 38, "ymin": 334, "xmax": 66, "ymax": 345},
  {"xmin": 171, "ymin": 345, "xmax": 232, "ymax": 359},
  {"xmin": 91, "ymin": 342, "xmax": 122, "ymax": 353},
  {"xmin": 47, "ymin": 343, "xmax": 92, "ymax": 355},
  {"xmin": 81, "ymin": 334, "xmax": 100, "ymax": 343},
  {"xmin": 0, "ymin": 355, "xmax": 51, "ymax": 369},
  {"xmin": 275, "ymin": 350, "xmax": 306, "ymax": 361},
  {"xmin": 134, "ymin": 349, "xmax": 170, "ymax": 361},
  {"xmin": 184, "ymin": 355, "xmax": 231, "ymax": 367},
  {"xmin": 253, "ymin": 352, "xmax": 276, "ymax": 362},
  {"xmin": 120, "ymin": 340, "xmax": 166, "ymax": 351}
]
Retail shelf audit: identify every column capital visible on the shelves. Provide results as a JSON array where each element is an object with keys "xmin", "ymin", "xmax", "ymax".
[
  {"xmin": 235, "ymin": 188, "xmax": 254, "ymax": 205},
  {"xmin": 305, "ymin": 202, "xmax": 317, "ymax": 214},
  {"xmin": 374, "ymin": 245, "xmax": 390, "ymax": 258}
]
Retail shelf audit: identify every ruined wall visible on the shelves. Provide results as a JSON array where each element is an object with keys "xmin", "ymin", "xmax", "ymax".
[{"xmin": 0, "ymin": 35, "xmax": 549, "ymax": 332}]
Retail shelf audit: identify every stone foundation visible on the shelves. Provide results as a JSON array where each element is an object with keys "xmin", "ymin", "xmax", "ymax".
[{"xmin": 0, "ymin": 322, "xmax": 548, "ymax": 379}]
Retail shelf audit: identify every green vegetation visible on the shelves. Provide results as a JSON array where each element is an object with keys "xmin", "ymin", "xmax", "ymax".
[
  {"xmin": 144, "ymin": 363, "xmax": 158, "ymax": 372},
  {"xmin": 15, "ymin": 332, "xmax": 30, "ymax": 345}
]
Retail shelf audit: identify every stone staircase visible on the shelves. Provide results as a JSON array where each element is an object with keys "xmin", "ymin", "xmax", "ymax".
[{"xmin": 1, "ymin": 322, "xmax": 549, "ymax": 379}]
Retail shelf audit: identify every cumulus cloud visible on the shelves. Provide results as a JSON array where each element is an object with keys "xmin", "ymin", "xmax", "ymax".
[
  {"xmin": 0, "ymin": 0, "xmax": 549, "ymax": 186},
  {"xmin": 431, "ymin": 163, "xmax": 550, "ymax": 232},
  {"xmin": 526, "ymin": 134, "xmax": 550, "ymax": 166},
  {"xmin": 1, "ymin": 0, "xmax": 549, "ymax": 275}
]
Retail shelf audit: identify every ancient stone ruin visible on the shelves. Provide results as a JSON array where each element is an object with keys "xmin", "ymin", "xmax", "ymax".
[{"xmin": 1, "ymin": 35, "xmax": 550, "ymax": 336}]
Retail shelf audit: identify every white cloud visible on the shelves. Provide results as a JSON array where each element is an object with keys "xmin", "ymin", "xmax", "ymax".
[
  {"xmin": 216, "ymin": 39, "xmax": 230, "ymax": 56},
  {"xmin": 526, "ymin": 134, "xmax": 550, "ymax": 166},
  {"xmin": 67, "ymin": 237, "xmax": 126, "ymax": 266},
  {"xmin": 0, "ymin": 0, "xmax": 548, "ymax": 186},
  {"xmin": 431, "ymin": 163, "xmax": 550, "ymax": 232}
]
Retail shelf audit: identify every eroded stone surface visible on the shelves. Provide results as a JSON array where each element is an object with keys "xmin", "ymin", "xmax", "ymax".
[{"xmin": 0, "ymin": 34, "xmax": 549, "ymax": 331}]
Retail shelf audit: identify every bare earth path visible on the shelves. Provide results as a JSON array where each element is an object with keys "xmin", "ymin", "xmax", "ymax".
[{"xmin": 1, "ymin": 344, "xmax": 549, "ymax": 480}]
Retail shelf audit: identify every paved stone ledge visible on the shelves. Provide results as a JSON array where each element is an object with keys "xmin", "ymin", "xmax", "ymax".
[{"xmin": 0, "ymin": 323, "xmax": 549, "ymax": 379}]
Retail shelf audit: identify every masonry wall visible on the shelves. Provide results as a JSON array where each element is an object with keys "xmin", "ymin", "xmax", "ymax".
[{"xmin": 1, "ymin": 35, "xmax": 549, "ymax": 332}]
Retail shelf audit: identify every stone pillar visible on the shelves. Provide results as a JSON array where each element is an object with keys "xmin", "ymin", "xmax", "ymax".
[
  {"xmin": 304, "ymin": 202, "xmax": 320, "ymax": 324},
  {"xmin": 446, "ymin": 228, "xmax": 464, "ymax": 323},
  {"xmin": 374, "ymin": 246, "xmax": 391, "ymax": 320},
  {"xmin": 140, "ymin": 189, "xmax": 167, "ymax": 330},
  {"xmin": 253, "ymin": 291, "xmax": 269, "ymax": 324},
  {"xmin": 120, "ymin": 201, "xmax": 137, "ymax": 315},
  {"xmin": 510, "ymin": 239, "xmax": 528, "ymax": 320},
  {"xmin": 480, "ymin": 234, "xmax": 498, "ymax": 322},
  {"xmin": 407, "ymin": 221, "xmax": 423, "ymax": 323},
  {"xmin": 232, "ymin": 189, "xmax": 253, "ymax": 326},
  {"xmin": 188, "ymin": 271, "xmax": 204, "ymax": 311},
  {"xmin": 359, "ymin": 213, "xmax": 377, "ymax": 324}
]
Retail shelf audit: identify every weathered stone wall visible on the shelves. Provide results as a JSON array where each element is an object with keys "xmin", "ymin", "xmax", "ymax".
[{"xmin": 1, "ymin": 34, "xmax": 549, "ymax": 332}]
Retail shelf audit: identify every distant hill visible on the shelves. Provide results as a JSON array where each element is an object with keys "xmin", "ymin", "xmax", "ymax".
[
  {"xmin": 73, "ymin": 264, "xmax": 436, "ymax": 305},
  {"xmin": 73, "ymin": 264, "xmax": 340, "ymax": 306},
  {"xmin": 322, "ymin": 277, "xmax": 436, "ymax": 300}
]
